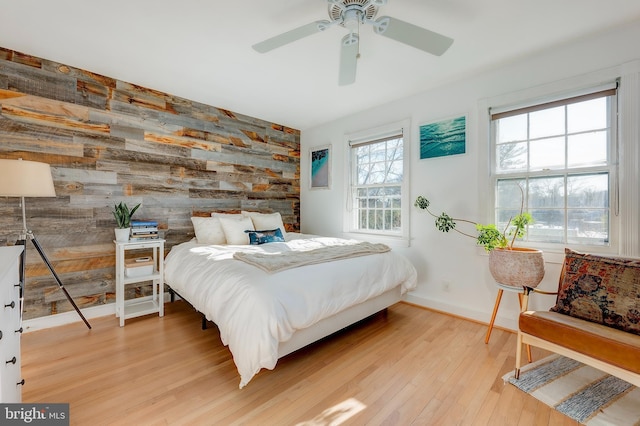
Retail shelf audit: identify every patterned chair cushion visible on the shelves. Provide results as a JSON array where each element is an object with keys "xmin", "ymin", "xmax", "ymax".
[{"xmin": 550, "ymin": 248, "xmax": 640, "ymax": 336}]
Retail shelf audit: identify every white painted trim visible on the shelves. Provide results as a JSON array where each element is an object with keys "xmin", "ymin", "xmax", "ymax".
[
  {"xmin": 403, "ymin": 293, "xmax": 518, "ymax": 332},
  {"xmin": 22, "ymin": 292, "xmax": 173, "ymax": 333}
]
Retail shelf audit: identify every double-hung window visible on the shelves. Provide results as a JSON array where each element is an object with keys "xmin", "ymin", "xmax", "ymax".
[
  {"xmin": 490, "ymin": 84, "xmax": 617, "ymax": 248},
  {"xmin": 347, "ymin": 123, "xmax": 408, "ymax": 240}
]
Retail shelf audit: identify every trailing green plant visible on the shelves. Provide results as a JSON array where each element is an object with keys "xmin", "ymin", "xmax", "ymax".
[
  {"xmin": 414, "ymin": 185, "xmax": 533, "ymax": 252},
  {"xmin": 112, "ymin": 202, "xmax": 141, "ymax": 229}
]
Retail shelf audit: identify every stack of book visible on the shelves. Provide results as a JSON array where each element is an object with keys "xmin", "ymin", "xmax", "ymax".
[{"xmin": 130, "ymin": 220, "xmax": 159, "ymax": 241}]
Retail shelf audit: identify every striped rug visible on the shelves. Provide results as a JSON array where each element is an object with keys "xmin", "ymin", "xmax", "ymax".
[{"xmin": 503, "ymin": 355, "xmax": 640, "ymax": 425}]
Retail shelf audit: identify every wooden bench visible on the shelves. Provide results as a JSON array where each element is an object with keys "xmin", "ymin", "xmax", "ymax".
[{"xmin": 515, "ymin": 249, "xmax": 640, "ymax": 387}]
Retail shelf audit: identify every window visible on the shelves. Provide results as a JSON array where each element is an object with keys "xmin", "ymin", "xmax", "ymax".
[
  {"xmin": 348, "ymin": 129, "xmax": 406, "ymax": 237},
  {"xmin": 490, "ymin": 85, "xmax": 617, "ymax": 247}
]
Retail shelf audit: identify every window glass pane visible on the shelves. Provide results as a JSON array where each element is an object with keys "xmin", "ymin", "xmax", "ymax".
[
  {"xmin": 529, "ymin": 209, "xmax": 565, "ymax": 243},
  {"xmin": 496, "ymin": 142, "xmax": 527, "ymax": 172},
  {"xmin": 357, "ymin": 165, "xmax": 370, "ymax": 185},
  {"xmin": 392, "ymin": 210, "xmax": 401, "ymax": 229},
  {"xmin": 568, "ymin": 209, "xmax": 608, "ymax": 245},
  {"xmin": 496, "ymin": 114, "xmax": 527, "ymax": 143},
  {"xmin": 567, "ymin": 131, "xmax": 607, "ymax": 167},
  {"xmin": 368, "ymin": 162, "xmax": 385, "ymax": 184},
  {"xmin": 388, "ymin": 139, "xmax": 403, "ymax": 157},
  {"xmin": 530, "ymin": 137, "xmax": 565, "ymax": 170},
  {"xmin": 529, "ymin": 176, "xmax": 564, "ymax": 208},
  {"xmin": 370, "ymin": 144, "xmax": 386, "ymax": 161},
  {"xmin": 567, "ymin": 174, "xmax": 608, "ymax": 208},
  {"xmin": 384, "ymin": 160, "xmax": 402, "ymax": 183},
  {"xmin": 374, "ymin": 210, "xmax": 382, "ymax": 230},
  {"xmin": 356, "ymin": 146, "xmax": 369, "ymax": 164},
  {"xmin": 568, "ymin": 98, "xmax": 607, "ymax": 133},
  {"xmin": 384, "ymin": 210, "xmax": 392, "ymax": 230},
  {"xmin": 496, "ymin": 179, "xmax": 526, "ymax": 209},
  {"xmin": 530, "ymin": 106, "xmax": 565, "ymax": 139}
]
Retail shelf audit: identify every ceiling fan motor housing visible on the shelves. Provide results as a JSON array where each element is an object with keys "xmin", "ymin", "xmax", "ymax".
[{"xmin": 328, "ymin": 0, "xmax": 381, "ymax": 27}]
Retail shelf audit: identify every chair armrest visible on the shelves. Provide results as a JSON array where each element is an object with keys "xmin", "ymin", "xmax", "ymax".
[{"xmin": 520, "ymin": 287, "xmax": 558, "ymax": 312}]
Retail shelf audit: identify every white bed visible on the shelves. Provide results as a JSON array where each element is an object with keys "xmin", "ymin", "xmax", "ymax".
[{"xmin": 164, "ymin": 232, "xmax": 417, "ymax": 388}]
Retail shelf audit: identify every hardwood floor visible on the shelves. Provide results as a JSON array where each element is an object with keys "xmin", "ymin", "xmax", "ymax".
[{"xmin": 21, "ymin": 301, "xmax": 579, "ymax": 425}]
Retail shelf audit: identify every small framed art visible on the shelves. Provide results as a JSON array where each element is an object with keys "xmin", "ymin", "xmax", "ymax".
[
  {"xmin": 310, "ymin": 145, "xmax": 331, "ymax": 189},
  {"xmin": 419, "ymin": 115, "xmax": 466, "ymax": 159}
]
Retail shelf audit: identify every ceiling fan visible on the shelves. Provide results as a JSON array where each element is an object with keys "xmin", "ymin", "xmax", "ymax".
[{"xmin": 252, "ymin": 0, "xmax": 454, "ymax": 86}]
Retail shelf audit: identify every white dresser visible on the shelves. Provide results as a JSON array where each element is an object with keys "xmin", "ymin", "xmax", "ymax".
[{"xmin": 0, "ymin": 245, "xmax": 24, "ymax": 403}]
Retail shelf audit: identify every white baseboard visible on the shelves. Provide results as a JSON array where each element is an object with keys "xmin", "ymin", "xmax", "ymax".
[
  {"xmin": 22, "ymin": 292, "xmax": 174, "ymax": 333},
  {"xmin": 402, "ymin": 293, "xmax": 518, "ymax": 332},
  {"xmin": 24, "ymin": 292, "xmax": 515, "ymax": 334}
]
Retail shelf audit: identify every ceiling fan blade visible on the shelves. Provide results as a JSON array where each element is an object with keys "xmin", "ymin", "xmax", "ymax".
[
  {"xmin": 253, "ymin": 21, "xmax": 330, "ymax": 53},
  {"xmin": 338, "ymin": 33, "xmax": 359, "ymax": 86},
  {"xmin": 373, "ymin": 16, "xmax": 453, "ymax": 56}
]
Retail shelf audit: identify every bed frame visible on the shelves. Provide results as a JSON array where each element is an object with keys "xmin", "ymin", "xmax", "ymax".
[
  {"xmin": 168, "ymin": 285, "xmax": 402, "ymax": 359},
  {"xmin": 278, "ymin": 285, "xmax": 401, "ymax": 357}
]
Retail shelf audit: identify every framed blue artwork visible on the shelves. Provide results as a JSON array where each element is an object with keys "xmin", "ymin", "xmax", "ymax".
[
  {"xmin": 310, "ymin": 145, "xmax": 331, "ymax": 189},
  {"xmin": 419, "ymin": 115, "xmax": 466, "ymax": 159}
]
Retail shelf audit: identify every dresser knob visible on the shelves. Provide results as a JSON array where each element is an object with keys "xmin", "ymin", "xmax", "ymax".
[
  {"xmin": 4, "ymin": 301, "xmax": 15, "ymax": 309},
  {"xmin": 0, "ymin": 330, "xmax": 3, "ymax": 340},
  {"xmin": 6, "ymin": 356, "xmax": 17, "ymax": 365}
]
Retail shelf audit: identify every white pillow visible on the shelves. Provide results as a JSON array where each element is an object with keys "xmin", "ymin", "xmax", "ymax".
[
  {"xmin": 241, "ymin": 211, "xmax": 286, "ymax": 235},
  {"xmin": 191, "ymin": 217, "xmax": 226, "ymax": 245},
  {"xmin": 219, "ymin": 216, "xmax": 255, "ymax": 245}
]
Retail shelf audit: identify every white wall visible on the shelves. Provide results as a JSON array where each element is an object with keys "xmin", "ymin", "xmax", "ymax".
[{"xmin": 301, "ymin": 19, "xmax": 640, "ymax": 332}]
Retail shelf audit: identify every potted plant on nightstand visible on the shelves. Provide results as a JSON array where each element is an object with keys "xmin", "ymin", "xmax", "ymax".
[
  {"xmin": 414, "ymin": 185, "xmax": 544, "ymax": 289},
  {"xmin": 112, "ymin": 202, "xmax": 140, "ymax": 242}
]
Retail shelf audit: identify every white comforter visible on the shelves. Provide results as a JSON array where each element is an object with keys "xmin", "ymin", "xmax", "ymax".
[{"xmin": 163, "ymin": 235, "xmax": 417, "ymax": 388}]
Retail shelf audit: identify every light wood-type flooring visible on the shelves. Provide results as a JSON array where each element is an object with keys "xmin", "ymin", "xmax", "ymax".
[{"xmin": 21, "ymin": 301, "xmax": 579, "ymax": 425}]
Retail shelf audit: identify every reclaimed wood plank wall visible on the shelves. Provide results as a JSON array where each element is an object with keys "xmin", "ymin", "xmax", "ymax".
[{"xmin": 0, "ymin": 47, "xmax": 300, "ymax": 320}]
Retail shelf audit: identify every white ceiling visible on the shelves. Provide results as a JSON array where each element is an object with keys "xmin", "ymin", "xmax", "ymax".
[{"xmin": 1, "ymin": 0, "xmax": 640, "ymax": 131}]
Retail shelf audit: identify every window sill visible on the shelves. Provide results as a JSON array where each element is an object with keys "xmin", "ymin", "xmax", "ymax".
[{"xmin": 342, "ymin": 232, "xmax": 410, "ymax": 248}]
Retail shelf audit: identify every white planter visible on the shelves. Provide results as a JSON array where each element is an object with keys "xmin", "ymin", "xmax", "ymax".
[
  {"xmin": 114, "ymin": 227, "xmax": 130, "ymax": 242},
  {"xmin": 488, "ymin": 247, "xmax": 545, "ymax": 288}
]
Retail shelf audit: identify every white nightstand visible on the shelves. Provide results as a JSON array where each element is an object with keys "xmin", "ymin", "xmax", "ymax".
[{"xmin": 114, "ymin": 239, "xmax": 165, "ymax": 327}]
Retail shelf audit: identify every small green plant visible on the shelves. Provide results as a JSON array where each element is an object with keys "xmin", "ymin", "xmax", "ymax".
[
  {"xmin": 112, "ymin": 202, "xmax": 141, "ymax": 229},
  {"xmin": 414, "ymin": 185, "xmax": 533, "ymax": 252}
]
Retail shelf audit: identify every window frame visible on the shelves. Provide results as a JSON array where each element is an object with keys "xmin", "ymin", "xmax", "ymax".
[
  {"xmin": 343, "ymin": 119, "xmax": 411, "ymax": 246},
  {"xmin": 487, "ymin": 83, "xmax": 619, "ymax": 255}
]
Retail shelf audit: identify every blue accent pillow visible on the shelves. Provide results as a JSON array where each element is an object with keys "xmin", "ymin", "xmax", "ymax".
[{"xmin": 245, "ymin": 228, "xmax": 285, "ymax": 245}]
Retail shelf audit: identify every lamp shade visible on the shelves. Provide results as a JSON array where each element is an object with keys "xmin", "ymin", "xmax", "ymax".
[{"xmin": 0, "ymin": 159, "xmax": 57, "ymax": 197}]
